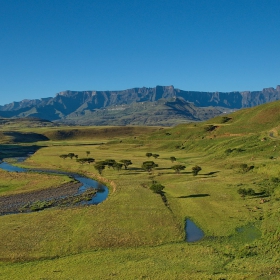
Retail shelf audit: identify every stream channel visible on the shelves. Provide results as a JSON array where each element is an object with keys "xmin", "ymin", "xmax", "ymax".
[
  {"xmin": 0, "ymin": 159, "xmax": 205, "ymax": 243},
  {"xmin": 0, "ymin": 160, "xmax": 109, "ymax": 214}
]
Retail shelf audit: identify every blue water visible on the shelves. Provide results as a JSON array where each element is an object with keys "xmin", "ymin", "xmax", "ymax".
[
  {"xmin": 0, "ymin": 161, "xmax": 27, "ymax": 172},
  {"xmin": 185, "ymin": 219, "xmax": 204, "ymax": 242},
  {"xmin": 75, "ymin": 175, "xmax": 109, "ymax": 204},
  {"xmin": 0, "ymin": 161, "xmax": 109, "ymax": 206}
]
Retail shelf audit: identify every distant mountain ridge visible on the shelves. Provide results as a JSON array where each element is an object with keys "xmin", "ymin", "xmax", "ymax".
[{"xmin": 1, "ymin": 85, "xmax": 280, "ymax": 125}]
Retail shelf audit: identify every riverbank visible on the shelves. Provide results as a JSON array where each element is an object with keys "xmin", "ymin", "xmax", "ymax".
[{"xmin": 0, "ymin": 181, "xmax": 82, "ymax": 215}]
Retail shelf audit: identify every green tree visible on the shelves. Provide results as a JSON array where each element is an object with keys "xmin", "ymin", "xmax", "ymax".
[
  {"xmin": 68, "ymin": 153, "xmax": 75, "ymax": 159},
  {"xmin": 86, "ymin": 151, "xmax": 90, "ymax": 157},
  {"xmin": 142, "ymin": 161, "xmax": 158, "ymax": 172},
  {"xmin": 104, "ymin": 159, "xmax": 116, "ymax": 168},
  {"xmin": 171, "ymin": 164, "xmax": 186, "ymax": 173},
  {"xmin": 170, "ymin": 156, "xmax": 176, "ymax": 163},
  {"xmin": 76, "ymin": 158, "xmax": 95, "ymax": 164},
  {"xmin": 146, "ymin": 153, "xmax": 153, "ymax": 158},
  {"xmin": 192, "ymin": 165, "xmax": 202, "ymax": 176},
  {"xmin": 59, "ymin": 154, "xmax": 68, "ymax": 160},
  {"xmin": 152, "ymin": 154, "xmax": 159, "ymax": 159},
  {"xmin": 113, "ymin": 162, "xmax": 123, "ymax": 171},
  {"xmin": 87, "ymin": 158, "xmax": 95, "ymax": 164},
  {"xmin": 221, "ymin": 116, "xmax": 231, "ymax": 123},
  {"xmin": 94, "ymin": 162, "xmax": 106, "ymax": 175},
  {"xmin": 76, "ymin": 158, "xmax": 88, "ymax": 165},
  {"xmin": 150, "ymin": 182, "xmax": 165, "ymax": 193},
  {"xmin": 120, "ymin": 160, "xmax": 132, "ymax": 170}
]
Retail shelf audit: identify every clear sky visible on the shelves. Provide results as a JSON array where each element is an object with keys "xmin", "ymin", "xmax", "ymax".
[{"xmin": 1, "ymin": 0, "xmax": 280, "ymax": 105}]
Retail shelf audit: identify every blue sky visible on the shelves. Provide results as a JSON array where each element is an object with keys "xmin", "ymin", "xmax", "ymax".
[{"xmin": 1, "ymin": 0, "xmax": 280, "ymax": 105}]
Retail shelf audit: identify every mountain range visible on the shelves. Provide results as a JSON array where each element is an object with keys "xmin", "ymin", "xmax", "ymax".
[{"xmin": 1, "ymin": 85, "xmax": 280, "ymax": 126}]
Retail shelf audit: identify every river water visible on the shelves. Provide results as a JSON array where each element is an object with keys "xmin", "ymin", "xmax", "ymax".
[{"xmin": 0, "ymin": 161, "xmax": 109, "ymax": 206}]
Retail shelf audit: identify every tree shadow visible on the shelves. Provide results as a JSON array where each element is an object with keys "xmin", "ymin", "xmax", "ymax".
[
  {"xmin": 128, "ymin": 167, "xmax": 143, "ymax": 171},
  {"xmin": 248, "ymin": 193, "xmax": 270, "ymax": 199},
  {"xmin": 204, "ymin": 171, "xmax": 220, "ymax": 176},
  {"xmin": 156, "ymin": 167, "xmax": 173, "ymax": 171},
  {"xmin": 177, "ymin": 194, "xmax": 210, "ymax": 198},
  {"xmin": 120, "ymin": 172, "xmax": 143, "ymax": 176}
]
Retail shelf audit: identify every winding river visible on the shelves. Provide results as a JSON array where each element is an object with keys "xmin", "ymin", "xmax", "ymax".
[
  {"xmin": 0, "ymin": 159, "xmax": 205, "ymax": 243},
  {"xmin": 0, "ymin": 160, "xmax": 109, "ymax": 212}
]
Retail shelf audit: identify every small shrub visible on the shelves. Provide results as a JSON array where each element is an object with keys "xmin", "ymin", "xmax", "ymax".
[
  {"xmin": 240, "ymin": 164, "xmax": 254, "ymax": 172},
  {"xmin": 237, "ymin": 188, "xmax": 255, "ymax": 196},
  {"xmin": 225, "ymin": 148, "xmax": 233, "ymax": 155},
  {"xmin": 221, "ymin": 116, "xmax": 231, "ymax": 123},
  {"xmin": 271, "ymin": 177, "xmax": 280, "ymax": 183},
  {"xmin": 246, "ymin": 188, "xmax": 256, "ymax": 195},
  {"xmin": 204, "ymin": 125, "xmax": 216, "ymax": 132},
  {"xmin": 240, "ymin": 163, "xmax": 248, "ymax": 170}
]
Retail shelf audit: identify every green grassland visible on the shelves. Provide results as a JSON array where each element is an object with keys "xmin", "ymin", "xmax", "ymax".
[
  {"xmin": 0, "ymin": 102, "xmax": 280, "ymax": 279},
  {"xmin": 0, "ymin": 170, "xmax": 72, "ymax": 196}
]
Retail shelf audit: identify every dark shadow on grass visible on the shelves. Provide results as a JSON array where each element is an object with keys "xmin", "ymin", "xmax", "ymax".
[
  {"xmin": 3, "ymin": 132, "xmax": 49, "ymax": 143},
  {"xmin": 200, "ymin": 176, "xmax": 218, "ymax": 178},
  {"xmin": 247, "ymin": 193, "xmax": 270, "ymax": 199},
  {"xmin": 0, "ymin": 144, "xmax": 44, "ymax": 160},
  {"xmin": 178, "ymin": 194, "xmax": 210, "ymax": 198},
  {"xmin": 156, "ymin": 167, "xmax": 174, "ymax": 171},
  {"xmin": 120, "ymin": 172, "xmax": 144, "ymax": 176},
  {"xmin": 204, "ymin": 171, "xmax": 220, "ymax": 176},
  {"xmin": 128, "ymin": 167, "xmax": 142, "ymax": 171}
]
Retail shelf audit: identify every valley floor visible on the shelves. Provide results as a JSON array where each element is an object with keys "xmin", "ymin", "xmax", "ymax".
[{"xmin": 0, "ymin": 123, "xmax": 279, "ymax": 279}]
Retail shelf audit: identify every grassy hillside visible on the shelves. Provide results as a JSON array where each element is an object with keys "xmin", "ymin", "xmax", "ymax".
[{"xmin": 0, "ymin": 101, "xmax": 280, "ymax": 279}]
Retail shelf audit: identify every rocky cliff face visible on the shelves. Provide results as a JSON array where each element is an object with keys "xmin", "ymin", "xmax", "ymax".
[{"xmin": 0, "ymin": 85, "xmax": 279, "ymax": 125}]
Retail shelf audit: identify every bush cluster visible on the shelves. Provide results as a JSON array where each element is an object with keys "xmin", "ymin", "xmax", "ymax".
[{"xmin": 237, "ymin": 188, "xmax": 255, "ymax": 196}]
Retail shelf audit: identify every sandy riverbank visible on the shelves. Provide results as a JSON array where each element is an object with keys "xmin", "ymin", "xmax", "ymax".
[{"xmin": 0, "ymin": 181, "xmax": 83, "ymax": 215}]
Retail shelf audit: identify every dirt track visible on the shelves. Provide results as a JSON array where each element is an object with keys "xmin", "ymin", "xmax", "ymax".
[{"xmin": 0, "ymin": 181, "xmax": 82, "ymax": 215}]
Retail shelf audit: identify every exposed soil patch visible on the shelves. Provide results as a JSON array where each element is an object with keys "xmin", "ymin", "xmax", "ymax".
[{"xmin": 0, "ymin": 181, "xmax": 82, "ymax": 215}]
